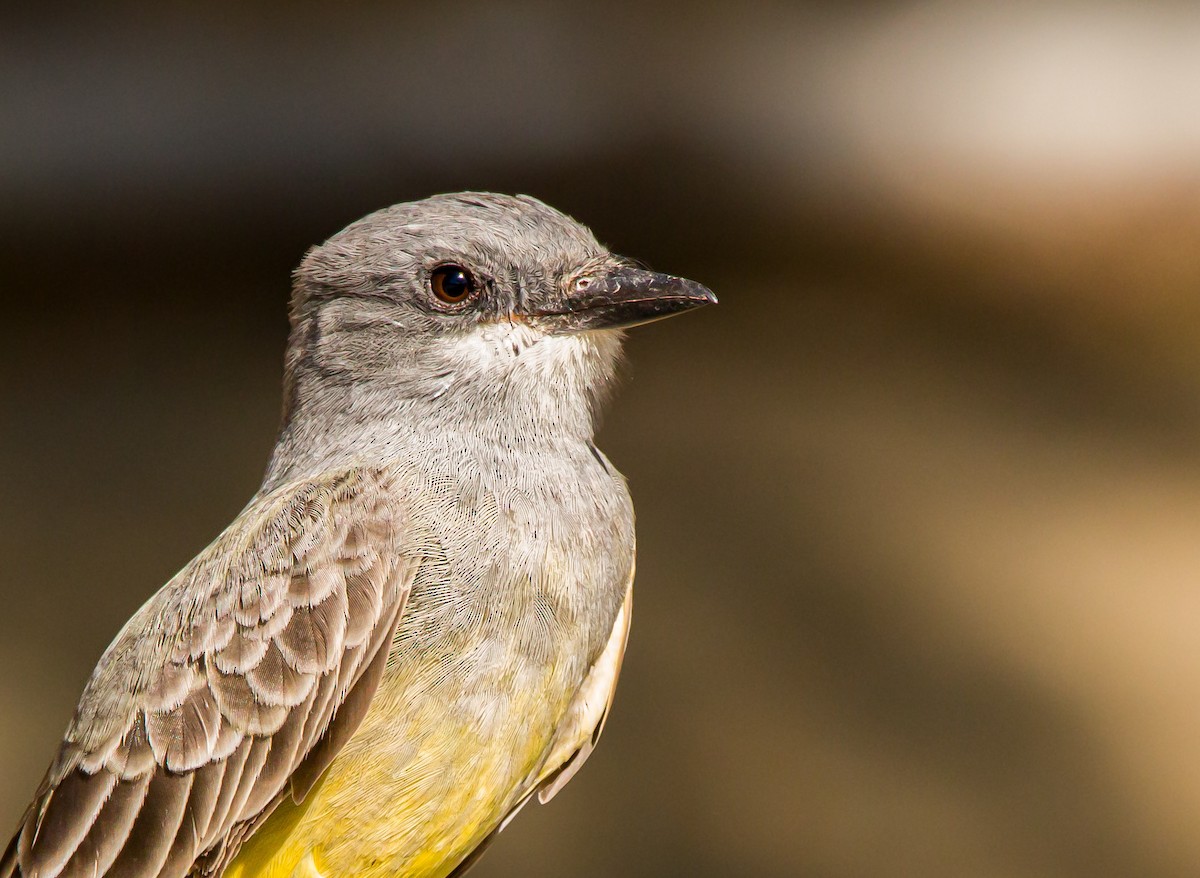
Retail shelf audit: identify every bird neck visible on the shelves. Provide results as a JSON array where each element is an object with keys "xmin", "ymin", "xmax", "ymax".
[{"xmin": 259, "ymin": 361, "xmax": 609, "ymax": 493}]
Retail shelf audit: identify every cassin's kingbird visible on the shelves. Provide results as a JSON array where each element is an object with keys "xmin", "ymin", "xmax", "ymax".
[{"xmin": 0, "ymin": 193, "xmax": 715, "ymax": 878}]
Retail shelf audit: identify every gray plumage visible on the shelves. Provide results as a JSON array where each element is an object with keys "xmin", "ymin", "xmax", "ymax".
[{"xmin": 1, "ymin": 193, "xmax": 714, "ymax": 878}]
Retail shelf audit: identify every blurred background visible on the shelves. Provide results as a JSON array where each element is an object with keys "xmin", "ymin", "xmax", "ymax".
[{"xmin": 3, "ymin": 2, "xmax": 1200, "ymax": 876}]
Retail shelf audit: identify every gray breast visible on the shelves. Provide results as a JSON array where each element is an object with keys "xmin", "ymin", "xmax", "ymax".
[{"xmin": 388, "ymin": 432, "xmax": 634, "ymax": 676}]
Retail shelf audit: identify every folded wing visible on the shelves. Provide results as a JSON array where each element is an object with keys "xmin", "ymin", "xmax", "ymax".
[{"xmin": 0, "ymin": 468, "xmax": 416, "ymax": 878}]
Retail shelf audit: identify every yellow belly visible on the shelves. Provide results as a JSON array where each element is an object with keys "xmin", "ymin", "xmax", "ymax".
[
  {"xmin": 224, "ymin": 654, "xmax": 567, "ymax": 878},
  {"xmin": 223, "ymin": 747, "xmax": 539, "ymax": 878}
]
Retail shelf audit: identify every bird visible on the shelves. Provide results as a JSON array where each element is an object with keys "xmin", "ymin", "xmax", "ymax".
[{"xmin": 0, "ymin": 192, "xmax": 715, "ymax": 878}]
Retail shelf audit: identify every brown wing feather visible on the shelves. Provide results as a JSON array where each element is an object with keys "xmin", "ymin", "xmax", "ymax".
[{"xmin": 2, "ymin": 468, "xmax": 416, "ymax": 878}]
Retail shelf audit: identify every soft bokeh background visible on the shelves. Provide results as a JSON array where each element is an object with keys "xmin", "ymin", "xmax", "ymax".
[{"xmin": 4, "ymin": 2, "xmax": 1200, "ymax": 876}]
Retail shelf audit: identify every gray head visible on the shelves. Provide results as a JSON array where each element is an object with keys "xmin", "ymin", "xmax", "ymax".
[{"xmin": 267, "ymin": 192, "xmax": 714, "ymax": 484}]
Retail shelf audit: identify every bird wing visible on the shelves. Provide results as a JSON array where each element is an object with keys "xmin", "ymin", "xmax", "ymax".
[
  {"xmin": 1, "ymin": 468, "xmax": 417, "ymax": 878},
  {"xmin": 534, "ymin": 574, "xmax": 633, "ymax": 804}
]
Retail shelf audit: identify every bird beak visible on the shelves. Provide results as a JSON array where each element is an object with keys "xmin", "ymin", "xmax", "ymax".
[{"xmin": 535, "ymin": 266, "xmax": 717, "ymax": 333}]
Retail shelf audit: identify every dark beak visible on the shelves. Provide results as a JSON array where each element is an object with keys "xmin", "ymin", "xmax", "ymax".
[{"xmin": 535, "ymin": 266, "xmax": 717, "ymax": 332}]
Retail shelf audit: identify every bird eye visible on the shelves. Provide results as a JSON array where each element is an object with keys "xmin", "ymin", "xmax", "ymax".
[{"xmin": 430, "ymin": 265, "xmax": 476, "ymax": 304}]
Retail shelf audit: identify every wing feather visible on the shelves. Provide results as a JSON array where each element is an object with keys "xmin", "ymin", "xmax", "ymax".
[
  {"xmin": 56, "ymin": 775, "xmax": 151, "ymax": 878},
  {"xmin": 240, "ymin": 694, "xmax": 311, "ymax": 817},
  {"xmin": 20, "ymin": 769, "xmax": 117, "ymax": 878},
  {"xmin": 220, "ymin": 738, "xmax": 273, "ymax": 833},
  {"xmin": 286, "ymin": 575, "xmax": 410, "ymax": 804},
  {"xmin": 176, "ymin": 761, "xmax": 225, "ymax": 858},
  {"xmin": 200, "ymin": 740, "xmax": 253, "ymax": 855},
  {"xmin": 3, "ymin": 468, "xmax": 415, "ymax": 878},
  {"xmin": 244, "ymin": 643, "xmax": 314, "ymax": 709},
  {"xmin": 104, "ymin": 771, "xmax": 193, "ymax": 878}
]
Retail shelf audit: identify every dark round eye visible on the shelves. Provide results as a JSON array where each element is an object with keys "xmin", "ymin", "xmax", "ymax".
[{"xmin": 430, "ymin": 265, "xmax": 476, "ymax": 304}]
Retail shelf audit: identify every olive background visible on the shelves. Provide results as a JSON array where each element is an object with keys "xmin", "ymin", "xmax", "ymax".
[{"xmin": 4, "ymin": 3, "xmax": 1200, "ymax": 877}]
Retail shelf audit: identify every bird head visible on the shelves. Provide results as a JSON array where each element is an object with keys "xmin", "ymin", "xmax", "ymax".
[{"xmin": 275, "ymin": 193, "xmax": 714, "ymax": 466}]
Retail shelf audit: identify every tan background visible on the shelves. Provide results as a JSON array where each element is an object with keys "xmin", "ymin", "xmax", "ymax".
[{"xmin": 3, "ymin": 3, "xmax": 1200, "ymax": 876}]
